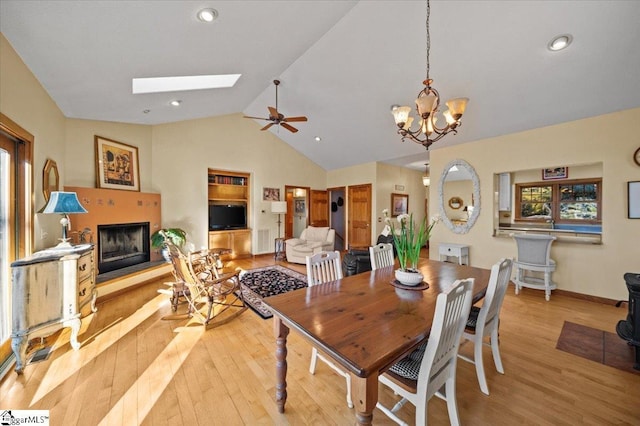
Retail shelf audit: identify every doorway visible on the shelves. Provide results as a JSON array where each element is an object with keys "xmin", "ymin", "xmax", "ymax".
[
  {"xmin": 0, "ymin": 114, "xmax": 33, "ymax": 376},
  {"xmin": 284, "ymin": 185, "xmax": 310, "ymax": 239}
]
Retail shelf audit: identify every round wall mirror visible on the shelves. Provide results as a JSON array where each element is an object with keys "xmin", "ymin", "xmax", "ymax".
[
  {"xmin": 438, "ymin": 159, "xmax": 481, "ymax": 234},
  {"xmin": 43, "ymin": 158, "xmax": 59, "ymax": 202}
]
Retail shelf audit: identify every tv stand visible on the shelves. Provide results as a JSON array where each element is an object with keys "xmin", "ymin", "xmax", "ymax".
[
  {"xmin": 208, "ymin": 229, "xmax": 251, "ymax": 259},
  {"xmin": 207, "ymin": 168, "xmax": 252, "ymax": 258}
]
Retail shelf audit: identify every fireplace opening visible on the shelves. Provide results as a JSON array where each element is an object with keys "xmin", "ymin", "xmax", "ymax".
[{"xmin": 97, "ymin": 222, "xmax": 150, "ymax": 274}]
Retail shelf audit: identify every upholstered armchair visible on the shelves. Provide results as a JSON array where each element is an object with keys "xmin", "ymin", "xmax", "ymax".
[{"xmin": 285, "ymin": 226, "xmax": 335, "ymax": 264}]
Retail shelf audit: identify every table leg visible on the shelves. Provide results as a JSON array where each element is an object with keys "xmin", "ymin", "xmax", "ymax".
[
  {"xmin": 274, "ymin": 317, "xmax": 290, "ymax": 413},
  {"xmin": 350, "ymin": 373, "xmax": 378, "ymax": 425}
]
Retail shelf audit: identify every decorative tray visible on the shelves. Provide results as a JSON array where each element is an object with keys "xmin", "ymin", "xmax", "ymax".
[{"xmin": 389, "ymin": 280, "xmax": 429, "ymax": 291}]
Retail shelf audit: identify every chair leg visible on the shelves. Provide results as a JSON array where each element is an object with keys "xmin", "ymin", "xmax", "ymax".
[
  {"xmin": 490, "ymin": 327, "xmax": 504, "ymax": 374},
  {"xmin": 474, "ymin": 335, "xmax": 489, "ymax": 395},
  {"xmin": 515, "ymin": 268, "xmax": 521, "ymax": 295},
  {"xmin": 309, "ymin": 347, "xmax": 318, "ymax": 374},
  {"xmin": 544, "ymin": 271, "xmax": 551, "ymax": 301},
  {"xmin": 444, "ymin": 377, "xmax": 461, "ymax": 426},
  {"xmin": 345, "ymin": 373, "xmax": 353, "ymax": 409}
]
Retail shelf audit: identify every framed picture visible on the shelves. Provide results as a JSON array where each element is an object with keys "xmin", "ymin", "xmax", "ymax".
[
  {"xmin": 628, "ymin": 181, "xmax": 640, "ymax": 219},
  {"xmin": 263, "ymin": 187, "xmax": 280, "ymax": 201},
  {"xmin": 95, "ymin": 135, "xmax": 140, "ymax": 191},
  {"xmin": 542, "ymin": 166, "xmax": 569, "ymax": 180},
  {"xmin": 295, "ymin": 199, "xmax": 306, "ymax": 214},
  {"xmin": 391, "ymin": 193, "xmax": 409, "ymax": 217}
]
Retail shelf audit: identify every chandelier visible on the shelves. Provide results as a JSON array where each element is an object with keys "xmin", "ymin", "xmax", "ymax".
[{"xmin": 391, "ymin": 0, "xmax": 469, "ymax": 149}]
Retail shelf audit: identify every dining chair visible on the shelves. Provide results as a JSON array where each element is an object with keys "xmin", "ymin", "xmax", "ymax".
[
  {"xmin": 377, "ymin": 278, "xmax": 474, "ymax": 426},
  {"xmin": 305, "ymin": 251, "xmax": 352, "ymax": 408},
  {"xmin": 458, "ymin": 258, "xmax": 513, "ymax": 395},
  {"xmin": 512, "ymin": 233, "xmax": 557, "ymax": 301},
  {"xmin": 166, "ymin": 242, "xmax": 246, "ymax": 328},
  {"xmin": 369, "ymin": 242, "xmax": 394, "ymax": 270}
]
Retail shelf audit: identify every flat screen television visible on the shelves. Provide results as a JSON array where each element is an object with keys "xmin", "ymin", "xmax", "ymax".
[{"xmin": 209, "ymin": 204, "xmax": 247, "ymax": 230}]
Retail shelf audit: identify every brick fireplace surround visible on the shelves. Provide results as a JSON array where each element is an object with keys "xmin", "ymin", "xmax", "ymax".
[{"xmin": 65, "ymin": 186, "xmax": 170, "ymax": 298}]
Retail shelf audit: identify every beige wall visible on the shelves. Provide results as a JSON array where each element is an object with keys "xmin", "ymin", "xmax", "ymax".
[
  {"xmin": 0, "ymin": 34, "xmax": 66, "ymax": 250},
  {"xmin": 151, "ymin": 114, "xmax": 327, "ymax": 250},
  {"xmin": 429, "ymin": 108, "xmax": 640, "ymax": 300}
]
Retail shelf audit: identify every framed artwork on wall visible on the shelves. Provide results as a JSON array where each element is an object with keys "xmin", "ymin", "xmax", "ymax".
[
  {"xmin": 542, "ymin": 167, "xmax": 568, "ymax": 180},
  {"xmin": 628, "ymin": 181, "xmax": 640, "ymax": 219},
  {"xmin": 295, "ymin": 199, "xmax": 305, "ymax": 214},
  {"xmin": 263, "ymin": 187, "xmax": 280, "ymax": 201},
  {"xmin": 391, "ymin": 193, "xmax": 409, "ymax": 217},
  {"xmin": 95, "ymin": 135, "xmax": 140, "ymax": 191}
]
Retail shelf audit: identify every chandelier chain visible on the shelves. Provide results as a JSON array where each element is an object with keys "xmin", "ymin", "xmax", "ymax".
[{"xmin": 426, "ymin": 0, "xmax": 431, "ymax": 81}]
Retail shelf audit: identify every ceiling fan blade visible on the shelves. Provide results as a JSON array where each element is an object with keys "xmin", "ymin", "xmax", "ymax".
[
  {"xmin": 260, "ymin": 123, "xmax": 275, "ymax": 131},
  {"xmin": 281, "ymin": 123, "xmax": 299, "ymax": 133},
  {"xmin": 243, "ymin": 115, "xmax": 269, "ymax": 120},
  {"xmin": 283, "ymin": 116, "xmax": 308, "ymax": 122},
  {"xmin": 268, "ymin": 106, "xmax": 279, "ymax": 119}
]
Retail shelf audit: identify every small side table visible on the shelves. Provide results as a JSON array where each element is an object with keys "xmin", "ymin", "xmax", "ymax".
[
  {"xmin": 438, "ymin": 243, "xmax": 470, "ymax": 266},
  {"xmin": 275, "ymin": 238, "xmax": 286, "ymax": 261}
]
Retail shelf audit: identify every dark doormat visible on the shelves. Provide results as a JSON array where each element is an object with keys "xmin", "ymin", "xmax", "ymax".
[
  {"xmin": 28, "ymin": 346, "xmax": 52, "ymax": 364},
  {"xmin": 556, "ymin": 321, "xmax": 639, "ymax": 375}
]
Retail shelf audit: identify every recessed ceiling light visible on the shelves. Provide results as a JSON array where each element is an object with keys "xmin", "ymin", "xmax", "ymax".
[
  {"xmin": 170, "ymin": 100, "xmax": 182, "ymax": 107},
  {"xmin": 548, "ymin": 34, "xmax": 573, "ymax": 51},
  {"xmin": 197, "ymin": 8, "xmax": 218, "ymax": 23},
  {"xmin": 315, "ymin": 136, "xmax": 322, "ymax": 142},
  {"xmin": 143, "ymin": 109, "xmax": 150, "ymax": 114},
  {"xmin": 132, "ymin": 74, "xmax": 241, "ymax": 94}
]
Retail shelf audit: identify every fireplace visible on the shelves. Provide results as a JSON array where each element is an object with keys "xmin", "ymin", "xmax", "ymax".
[{"xmin": 97, "ymin": 222, "xmax": 150, "ymax": 274}]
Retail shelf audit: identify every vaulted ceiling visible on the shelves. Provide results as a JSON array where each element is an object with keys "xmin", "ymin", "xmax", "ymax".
[{"xmin": 2, "ymin": 1, "xmax": 639, "ymax": 171}]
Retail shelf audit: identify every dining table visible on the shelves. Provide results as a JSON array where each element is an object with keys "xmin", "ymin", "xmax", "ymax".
[{"xmin": 263, "ymin": 258, "xmax": 492, "ymax": 425}]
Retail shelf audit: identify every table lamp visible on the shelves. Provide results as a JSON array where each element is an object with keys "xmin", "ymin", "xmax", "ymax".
[
  {"xmin": 41, "ymin": 191, "xmax": 88, "ymax": 248},
  {"xmin": 271, "ymin": 201, "xmax": 287, "ymax": 238}
]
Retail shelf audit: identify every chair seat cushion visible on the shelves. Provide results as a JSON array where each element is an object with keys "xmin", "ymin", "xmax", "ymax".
[
  {"xmin": 388, "ymin": 340, "xmax": 428, "ymax": 381},
  {"xmin": 465, "ymin": 305, "xmax": 481, "ymax": 330}
]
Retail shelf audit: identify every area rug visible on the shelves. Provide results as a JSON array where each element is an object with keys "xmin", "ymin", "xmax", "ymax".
[
  {"xmin": 556, "ymin": 321, "xmax": 639, "ymax": 375},
  {"xmin": 239, "ymin": 265, "xmax": 308, "ymax": 319}
]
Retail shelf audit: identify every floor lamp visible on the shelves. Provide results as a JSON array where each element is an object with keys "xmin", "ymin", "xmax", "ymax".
[{"xmin": 271, "ymin": 201, "xmax": 287, "ymax": 260}]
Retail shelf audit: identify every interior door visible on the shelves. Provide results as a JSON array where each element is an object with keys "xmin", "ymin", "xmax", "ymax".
[
  {"xmin": 347, "ymin": 184, "xmax": 372, "ymax": 249},
  {"xmin": 309, "ymin": 190, "xmax": 329, "ymax": 227},
  {"xmin": 0, "ymin": 116, "xmax": 32, "ymax": 373}
]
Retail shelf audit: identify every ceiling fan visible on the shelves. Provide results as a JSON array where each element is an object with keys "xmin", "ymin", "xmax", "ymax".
[{"xmin": 243, "ymin": 79, "xmax": 307, "ymax": 133}]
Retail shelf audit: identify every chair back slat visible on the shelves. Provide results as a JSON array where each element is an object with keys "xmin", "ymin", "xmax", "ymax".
[
  {"xmin": 306, "ymin": 251, "xmax": 343, "ymax": 286},
  {"xmin": 369, "ymin": 243, "xmax": 394, "ymax": 270},
  {"xmin": 478, "ymin": 258, "xmax": 514, "ymax": 326},
  {"xmin": 513, "ymin": 234, "xmax": 556, "ymax": 266},
  {"xmin": 417, "ymin": 278, "xmax": 474, "ymax": 393}
]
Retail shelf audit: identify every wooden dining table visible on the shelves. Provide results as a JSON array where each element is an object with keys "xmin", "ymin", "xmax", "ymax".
[{"xmin": 263, "ymin": 258, "xmax": 492, "ymax": 425}]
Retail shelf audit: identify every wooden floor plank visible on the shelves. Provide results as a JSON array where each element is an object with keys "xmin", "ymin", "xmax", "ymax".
[{"xmin": 1, "ymin": 254, "xmax": 639, "ymax": 425}]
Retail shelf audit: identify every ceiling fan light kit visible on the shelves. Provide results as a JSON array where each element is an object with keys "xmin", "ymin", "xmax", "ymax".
[
  {"xmin": 243, "ymin": 80, "xmax": 308, "ymax": 133},
  {"xmin": 391, "ymin": 0, "xmax": 469, "ymax": 150}
]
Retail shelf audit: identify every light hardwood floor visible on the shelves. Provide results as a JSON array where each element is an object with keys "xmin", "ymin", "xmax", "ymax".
[{"xmin": 1, "ymin": 254, "xmax": 639, "ymax": 425}]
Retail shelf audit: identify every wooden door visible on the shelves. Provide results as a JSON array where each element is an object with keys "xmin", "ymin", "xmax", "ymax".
[
  {"xmin": 347, "ymin": 184, "xmax": 372, "ymax": 249},
  {"xmin": 309, "ymin": 190, "xmax": 329, "ymax": 227}
]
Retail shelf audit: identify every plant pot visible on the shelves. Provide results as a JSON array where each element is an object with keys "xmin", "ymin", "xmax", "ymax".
[{"xmin": 395, "ymin": 269, "xmax": 424, "ymax": 286}]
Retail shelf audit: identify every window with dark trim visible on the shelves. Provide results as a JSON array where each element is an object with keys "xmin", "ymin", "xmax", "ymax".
[{"xmin": 515, "ymin": 178, "xmax": 601, "ymax": 224}]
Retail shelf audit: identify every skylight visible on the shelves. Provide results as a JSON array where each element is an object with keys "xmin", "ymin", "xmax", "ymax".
[{"xmin": 132, "ymin": 74, "xmax": 241, "ymax": 94}]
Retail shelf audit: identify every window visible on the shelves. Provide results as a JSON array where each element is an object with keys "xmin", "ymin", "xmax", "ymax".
[{"xmin": 515, "ymin": 179, "xmax": 601, "ymax": 224}]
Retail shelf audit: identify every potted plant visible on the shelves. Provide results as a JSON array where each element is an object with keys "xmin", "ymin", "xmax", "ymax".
[
  {"xmin": 383, "ymin": 209, "xmax": 439, "ymax": 286},
  {"xmin": 151, "ymin": 228, "xmax": 187, "ymax": 261}
]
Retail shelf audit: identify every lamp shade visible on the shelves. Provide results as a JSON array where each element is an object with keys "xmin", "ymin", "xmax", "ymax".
[
  {"xmin": 271, "ymin": 201, "xmax": 287, "ymax": 214},
  {"xmin": 42, "ymin": 191, "xmax": 88, "ymax": 214}
]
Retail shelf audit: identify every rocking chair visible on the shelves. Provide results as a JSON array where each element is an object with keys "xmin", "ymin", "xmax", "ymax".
[{"xmin": 165, "ymin": 242, "xmax": 247, "ymax": 327}]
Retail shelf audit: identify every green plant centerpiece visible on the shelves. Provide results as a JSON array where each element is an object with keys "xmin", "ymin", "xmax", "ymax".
[
  {"xmin": 151, "ymin": 228, "xmax": 187, "ymax": 251},
  {"xmin": 383, "ymin": 209, "xmax": 439, "ymax": 286}
]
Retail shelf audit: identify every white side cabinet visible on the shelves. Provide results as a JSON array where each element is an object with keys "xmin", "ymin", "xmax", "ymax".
[
  {"xmin": 11, "ymin": 244, "xmax": 96, "ymax": 374},
  {"xmin": 438, "ymin": 243, "xmax": 470, "ymax": 266}
]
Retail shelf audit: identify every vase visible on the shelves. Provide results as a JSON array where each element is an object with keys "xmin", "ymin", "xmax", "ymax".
[{"xmin": 395, "ymin": 269, "xmax": 424, "ymax": 286}]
